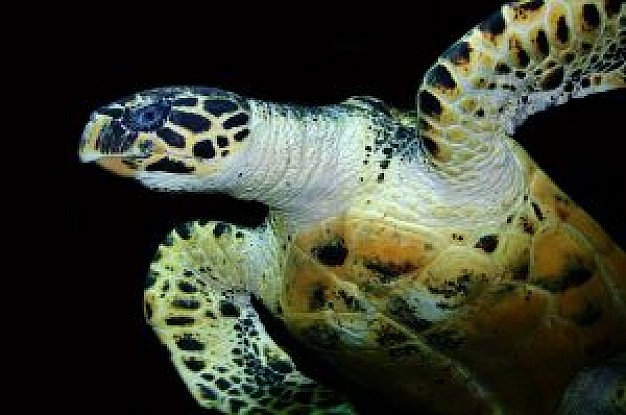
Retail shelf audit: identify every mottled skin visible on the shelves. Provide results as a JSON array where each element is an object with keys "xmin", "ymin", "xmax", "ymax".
[{"xmin": 80, "ymin": 0, "xmax": 625, "ymax": 414}]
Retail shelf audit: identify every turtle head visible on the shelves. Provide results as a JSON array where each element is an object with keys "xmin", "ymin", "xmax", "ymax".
[{"xmin": 79, "ymin": 86, "xmax": 252, "ymax": 190}]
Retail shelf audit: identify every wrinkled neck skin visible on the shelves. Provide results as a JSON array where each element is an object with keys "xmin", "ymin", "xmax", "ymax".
[
  {"xmin": 215, "ymin": 100, "xmax": 374, "ymax": 227},
  {"xmin": 140, "ymin": 100, "xmax": 526, "ymax": 231},
  {"xmin": 381, "ymin": 131, "xmax": 526, "ymax": 231}
]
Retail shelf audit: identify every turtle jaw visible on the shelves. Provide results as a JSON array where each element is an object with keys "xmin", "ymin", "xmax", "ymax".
[{"xmin": 79, "ymin": 112, "xmax": 151, "ymax": 178}]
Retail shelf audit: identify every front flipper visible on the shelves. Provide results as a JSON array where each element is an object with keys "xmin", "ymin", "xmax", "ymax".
[
  {"xmin": 145, "ymin": 219, "xmax": 356, "ymax": 414},
  {"xmin": 418, "ymin": 0, "xmax": 625, "ymax": 163}
]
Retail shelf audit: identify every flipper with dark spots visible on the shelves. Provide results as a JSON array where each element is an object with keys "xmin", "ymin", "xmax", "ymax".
[
  {"xmin": 144, "ymin": 218, "xmax": 356, "ymax": 414},
  {"xmin": 418, "ymin": 0, "xmax": 625, "ymax": 163}
]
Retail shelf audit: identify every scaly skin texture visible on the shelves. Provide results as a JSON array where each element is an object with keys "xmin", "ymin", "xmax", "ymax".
[
  {"xmin": 79, "ymin": 0, "xmax": 625, "ymax": 413},
  {"xmin": 288, "ymin": 137, "xmax": 626, "ymax": 414},
  {"xmin": 144, "ymin": 219, "xmax": 358, "ymax": 414},
  {"xmin": 417, "ymin": 0, "xmax": 625, "ymax": 168}
]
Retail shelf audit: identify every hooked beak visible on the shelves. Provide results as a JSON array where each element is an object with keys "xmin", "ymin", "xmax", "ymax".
[{"xmin": 79, "ymin": 113, "xmax": 141, "ymax": 177}]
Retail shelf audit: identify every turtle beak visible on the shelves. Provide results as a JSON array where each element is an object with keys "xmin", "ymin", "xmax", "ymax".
[
  {"xmin": 79, "ymin": 112, "xmax": 141, "ymax": 177},
  {"xmin": 79, "ymin": 112, "xmax": 109, "ymax": 162}
]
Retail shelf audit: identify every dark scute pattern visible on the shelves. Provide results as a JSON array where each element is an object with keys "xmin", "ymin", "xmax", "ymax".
[
  {"xmin": 480, "ymin": 9, "xmax": 506, "ymax": 36},
  {"xmin": 234, "ymin": 129, "xmax": 250, "ymax": 142},
  {"xmin": 145, "ymin": 271, "xmax": 157, "ymax": 289},
  {"xmin": 427, "ymin": 64, "xmax": 457, "ymax": 89},
  {"xmin": 443, "ymin": 40, "xmax": 472, "ymax": 65},
  {"xmin": 216, "ymin": 135, "xmax": 229, "ymax": 148},
  {"xmin": 308, "ymin": 283, "xmax": 327, "ymax": 310},
  {"xmin": 193, "ymin": 140, "xmax": 216, "ymax": 159},
  {"xmin": 556, "ymin": 15, "xmax": 570, "ymax": 43},
  {"xmin": 230, "ymin": 399, "xmax": 247, "ymax": 413},
  {"xmin": 175, "ymin": 222, "xmax": 192, "ymax": 239},
  {"xmin": 178, "ymin": 281, "xmax": 198, "ymax": 293},
  {"xmin": 173, "ymin": 97, "xmax": 198, "ymax": 107},
  {"xmin": 386, "ymin": 296, "xmax": 433, "ymax": 333},
  {"xmin": 495, "ymin": 62, "xmax": 511, "ymax": 74},
  {"xmin": 176, "ymin": 334, "xmax": 205, "ymax": 351},
  {"xmin": 184, "ymin": 357, "xmax": 206, "ymax": 372},
  {"xmin": 144, "ymin": 302, "xmax": 153, "ymax": 320},
  {"xmin": 376, "ymin": 324, "xmax": 409, "ymax": 347},
  {"xmin": 418, "ymin": 90, "xmax": 443, "ymax": 117},
  {"xmin": 165, "ymin": 316, "xmax": 195, "ymax": 326},
  {"xmin": 219, "ymin": 300, "xmax": 241, "ymax": 317},
  {"xmin": 223, "ymin": 113, "xmax": 250, "ymax": 129},
  {"xmin": 582, "ymin": 4, "xmax": 601, "ymax": 28},
  {"xmin": 532, "ymin": 202, "xmax": 545, "ymax": 221},
  {"xmin": 603, "ymin": 0, "xmax": 621, "ymax": 17},
  {"xmin": 541, "ymin": 66, "xmax": 565, "ymax": 90},
  {"xmin": 312, "ymin": 238, "xmax": 348, "ymax": 266},
  {"xmin": 474, "ymin": 234, "xmax": 499, "ymax": 253},
  {"xmin": 215, "ymin": 378, "xmax": 231, "ymax": 390},
  {"xmin": 516, "ymin": 46, "xmax": 531, "ymax": 67},
  {"xmin": 145, "ymin": 158, "xmax": 194, "ymax": 173},
  {"xmin": 536, "ymin": 263, "xmax": 594, "ymax": 293},
  {"xmin": 156, "ymin": 127, "xmax": 186, "ymax": 148},
  {"xmin": 213, "ymin": 222, "xmax": 231, "ymax": 237},
  {"xmin": 517, "ymin": 0, "xmax": 544, "ymax": 11},
  {"xmin": 198, "ymin": 384, "xmax": 218, "ymax": 401},
  {"xmin": 267, "ymin": 360, "xmax": 293, "ymax": 374},
  {"xmin": 172, "ymin": 298, "xmax": 201, "ymax": 309},
  {"xmin": 535, "ymin": 30, "xmax": 550, "ymax": 56},
  {"xmin": 170, "ymin": 110, "xmax": 212, "ymax": 133},
  {"xmin": 365, "ymin": 260, "xmax": 416, "ymax": 283},
  {"xmin": 203, "ymin": 99, "xmax": 239, "ymax": 117}
]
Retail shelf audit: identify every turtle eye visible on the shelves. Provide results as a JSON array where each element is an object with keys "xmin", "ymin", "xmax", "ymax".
[{"xmin": 124, "ymin": 101, "xmax": 170, "ymax": 131}]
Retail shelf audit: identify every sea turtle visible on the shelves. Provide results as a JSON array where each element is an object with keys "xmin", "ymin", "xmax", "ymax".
[{"xmin": 78, "ymin": 0, "xmax": 626, "ymax": 413}]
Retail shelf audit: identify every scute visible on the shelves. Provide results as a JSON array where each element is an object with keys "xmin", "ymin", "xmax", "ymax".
[
  {"xmin": 289, "ymin": 216, "xmax": 447, "ymax": 316},
  {"xmin": 281, "ymin": 148, "xmax": 626, "ymax": 412}
]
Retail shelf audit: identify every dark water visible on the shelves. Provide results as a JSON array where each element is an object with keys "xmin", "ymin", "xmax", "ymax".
[{"xmin": 48, "ymin": 1, "xmax": 625, "ymax": 413}]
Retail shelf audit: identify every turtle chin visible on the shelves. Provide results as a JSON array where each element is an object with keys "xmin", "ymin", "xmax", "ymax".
[{"xmin": 94, "ymin": 156, "xmax": 145, "ymax": 177}]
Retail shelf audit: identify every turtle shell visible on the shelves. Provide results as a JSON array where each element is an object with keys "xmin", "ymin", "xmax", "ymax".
[{"xmin": 281, "ymin": 144, "xmax": 626, "ymax": 414}]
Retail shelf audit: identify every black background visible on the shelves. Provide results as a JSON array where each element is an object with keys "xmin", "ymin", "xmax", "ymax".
[{"xmin": 43, "ymin": 1, "xmax": 624, "ymax": 413}]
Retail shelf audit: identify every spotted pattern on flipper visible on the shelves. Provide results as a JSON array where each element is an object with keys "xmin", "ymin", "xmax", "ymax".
[
  {"xmin": 417, "ymin": 0, "xmax": 625, "ymax": 164},
  {"xmin": 145, "ymin": 220, "xmax": 357, "ymax": 414}
]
